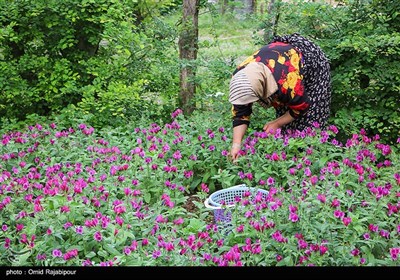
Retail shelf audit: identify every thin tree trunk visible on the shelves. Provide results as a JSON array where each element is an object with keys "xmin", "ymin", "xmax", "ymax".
[
  {"xmin": 178, "ymin": 0, "xmax": 199, "ymax": 115},
  {"xmin": 264, "ymin": 0, "xmax": 280, "ymax": 42},
  {"xmin": 252, "ymin": 0, "xmax": 257, "ymax": 14}
]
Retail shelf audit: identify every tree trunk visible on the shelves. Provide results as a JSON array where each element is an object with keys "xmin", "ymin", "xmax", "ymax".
[
  {"xmin": 252, "ymin": 0, "xmax": 257, "ymax": 14},
  {"xmin": 264, "ymin": 0, "xmax": 280, "ymax": 43},
  {"xmin": 178, "ymin": 0, "xmax": 199, "ymax": 115}
]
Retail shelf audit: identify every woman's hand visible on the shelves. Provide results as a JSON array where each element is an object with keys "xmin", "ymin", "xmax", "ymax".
[
  {"xmin": 263, "ymin": 120, "xmax": 280, "ymax": 134},
  {"xmin": 264, "ymin": 112, "xmax": 295, "ymax": 134},
  {"xmin": 230, "ymin": 143, "xmax": 241, "ymax": 162}
]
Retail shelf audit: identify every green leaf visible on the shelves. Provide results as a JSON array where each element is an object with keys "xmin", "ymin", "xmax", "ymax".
[{"xmin": 103, "ymin": 244, "xmax": 121, "ymax": 256}]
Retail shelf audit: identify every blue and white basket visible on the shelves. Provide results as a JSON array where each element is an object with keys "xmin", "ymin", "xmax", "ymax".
[{"xmin": 204, "ymin": 184, "xmax": 269, "ymax": 230}]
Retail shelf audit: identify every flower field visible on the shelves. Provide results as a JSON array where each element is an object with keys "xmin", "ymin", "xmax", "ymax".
[{"xmin": 1, "ymin": 109, "xmax": 399, "ymax": 266}]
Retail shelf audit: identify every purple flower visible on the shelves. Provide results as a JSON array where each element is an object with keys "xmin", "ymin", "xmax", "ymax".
[
  {"xmin": 390, "ymin": 248, "xmax": 400, "ymax": 260},
  {"xmin": 124, "ymin": 247, "xmax": 132, "ymax": 255},
  {"xmin": 82, "ymin": 259, "xmax": 93, "ymax": 266},
  {"xmin": 94, "ymin": 231, "xmax": 102, "ymax": 242},
  {"xmin": 317, "ymin": 194, "xmax": 326, "ymax": 203},
  {"xmin": 342, "ymin": 217, "xmax": 352, "ymax": 226},
  {"xmin": 16, "ymin": 224, "xmax": 24, "ymax": 231},
  {"xmin": 152, "ymin": 250, "xmax": 161, "ymax": 259},
  {"xmin": 52, "ymin": 249, "xmax": 63, "ymax": 258},
  {"xmin": 351, "ymin": 248, "xmax": 360, "ymax": 256},
  {"xmin": 36, "ymin": 254, "xmax": 46, "ymax": 260},
  {"xmin": 320, "ymin": 245, "xmax": 328, "ymax": 255},
  {"xmin": 289, "ymin": 213, "xmax": 299, "ymax": 222},
  {"xmin": 244, "ymin": 211, "xmax": 253, "ymax": 218},
  {"xmin": 333, "ymin": 210, "xmax": 344, "ymax": 219},
  {"xmin": 368, "ymin": 224, "xmax": 379, "ymax": 232},
  {"xmin": 267, "ymin": 177, "xmax": 275, "ymax": 185},
  {"xmin": 75, "ymin": 226, "xmax": 83, "ymax": 235},
  {"xmin": 173, "ymin": 217, "xmax": 184, "ymax": 225},
  {"xmin": 201, "ymin": 183, "xmax": 209, "ymax": 193}
]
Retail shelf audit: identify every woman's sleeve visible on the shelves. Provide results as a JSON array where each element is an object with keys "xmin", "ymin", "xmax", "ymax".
[
  {"xmin": 231, "ymin": 104, "xmax": 253, "ymax": 127},
  {"xmin": 285, "ymin": 78, "xmax": 311, "ymax": 119}
]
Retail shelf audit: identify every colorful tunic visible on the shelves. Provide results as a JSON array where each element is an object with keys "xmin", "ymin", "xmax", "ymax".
[{"xmin": 231, "ymin": 33, "xmax": 331, "ymax": 132}]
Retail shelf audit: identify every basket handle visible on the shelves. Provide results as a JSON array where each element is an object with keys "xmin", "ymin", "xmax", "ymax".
[
  {"xmin": 204, "ymin": 198, "xmax": 221, "ymax": 210},
  {"xmin": 204, "ymin": 198, "xmax": 236, "ymax": 210}
]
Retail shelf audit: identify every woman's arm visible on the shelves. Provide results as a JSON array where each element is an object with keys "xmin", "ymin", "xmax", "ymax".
[
  {"xmin": 230, "ymin": 123, "xmax": 248, "ymax": 161},
  {"xmin": 263, "ymin": 111, "xmax": 295, "ymax": 134}
]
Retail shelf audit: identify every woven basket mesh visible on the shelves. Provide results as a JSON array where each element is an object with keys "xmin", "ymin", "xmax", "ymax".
[{"xmin": 206, "ymin": 185, "xmax": 269, "ymax": 227}]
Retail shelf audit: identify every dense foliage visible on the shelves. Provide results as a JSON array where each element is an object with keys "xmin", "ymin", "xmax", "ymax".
[{"xmin": 0, "ymin": 0, "xmax": 179, "ymax": 128}]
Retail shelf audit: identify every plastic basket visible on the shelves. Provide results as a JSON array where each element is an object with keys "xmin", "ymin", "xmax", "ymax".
[{"xmin": 204, "ymin": 184, "xmax": 269, "ymax": 229}]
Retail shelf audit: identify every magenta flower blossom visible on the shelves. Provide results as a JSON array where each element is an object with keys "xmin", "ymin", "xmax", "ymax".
[
  {"xmin": 379, "ymin": 229, "xmax": 390, "ymax": 239},
  {"xmin": 36, "ymin": 254, "xmax": 46, "ymax": 260},
  {"xmin": 152, "ymin": 250, "xmax": 161, "ymax": 259},
  {"xmin": 94, "ymin": 231, "xmax": 102, "ymax": 242},
  {"xmin": 173, "ymin": 217, "xmax": 184, "ymax": 225},
  {"xmin": 258, "ymin": 179, "xmax": 266, "ymax": 186},
  {"xmin": 63, "ymin": 249, "xmax": 78, "ymax": 261},
  {"xmin": 289, "ymin": 212, "xmax": 299, "ymax": 222},
  {"xmin": 390, "ymin": 248, "xmax": 400, "ymax": 260},
  {"xmin": 368, "ymin": 224, "xmax": 379, "ymax": 232},
  {"xmin": 201, "ymin": 183, "xmax": 209, "ymax": 193},
  {"xmin": 171, "ymin": 108, "xmax": 183, "ymax": 118},
  {"xmin": 331, "ymin": 198, "xmax": 340, "ymax": 208},
  {"xmin": 310, "ymin": 175, "xmax": 318, "ymax": 185},
  {"xmin": 320, "ymin": 245, "xmax": 328, "ymax": 255},
  {"xmin": 333, "ymin": 210, "xmax": 344, "ymax": 219},
  {"xmin": 184, "ymin": 170, "xmax": 193, "ymax": 178},
  {"xmin": 52, "ymin": 249, "xmax": 63, "ymax": 258},
  {"xmin": 267, "ymin": 177, "xmax": 275, "ymax": 185},
  {"xmin": 342, "ymin": 217, "xmax": 352, "ymax": 226},
  {"xmin": 123, "ymin": 247, "xmax": 132, "ymax": 255},
  {"xmin": 236, "ymin": 225, "xmax": 244, "ymax": 233},
  {"xmin": 351, "ymin": 248, "xmax": 360, "ymax": 256},
  {"xmin": 64, "ymin": 222, "xmax": 73, "ymax": 230},
  {"xmin": 173, "ymin": 150, "xmax": 182, "ymax": 160},
  {"xmin": 298, "ymin": 239, "xmax": 308, "ymax": 249},
  {"xmin": 271, "ymin": 230, "xmax": 288, "ymax": 243},
  {"xmin": 60, "ymin": 205, "xmax": 70, "ymax": 213},
  {"xmin": 245, "ymin": 172, "xmax": 253, "ymax": 180},
  {"xmin": 289, "ymin": 205, "xmax": 297, "ymax": 213},
  {"xmin": 75, "ymin": 226, "xmax": 83, "ymax": 235},
  {"xmin": 16, "ymin": 224, "xmax": 24, "ymax": 231},
  {"xmin": 317, "ymin": 194, "xmax": 326, "ymax": 203},
  {"xmin": 244, "ymin": 211, "xmax": 253, "ymax": 218}
]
